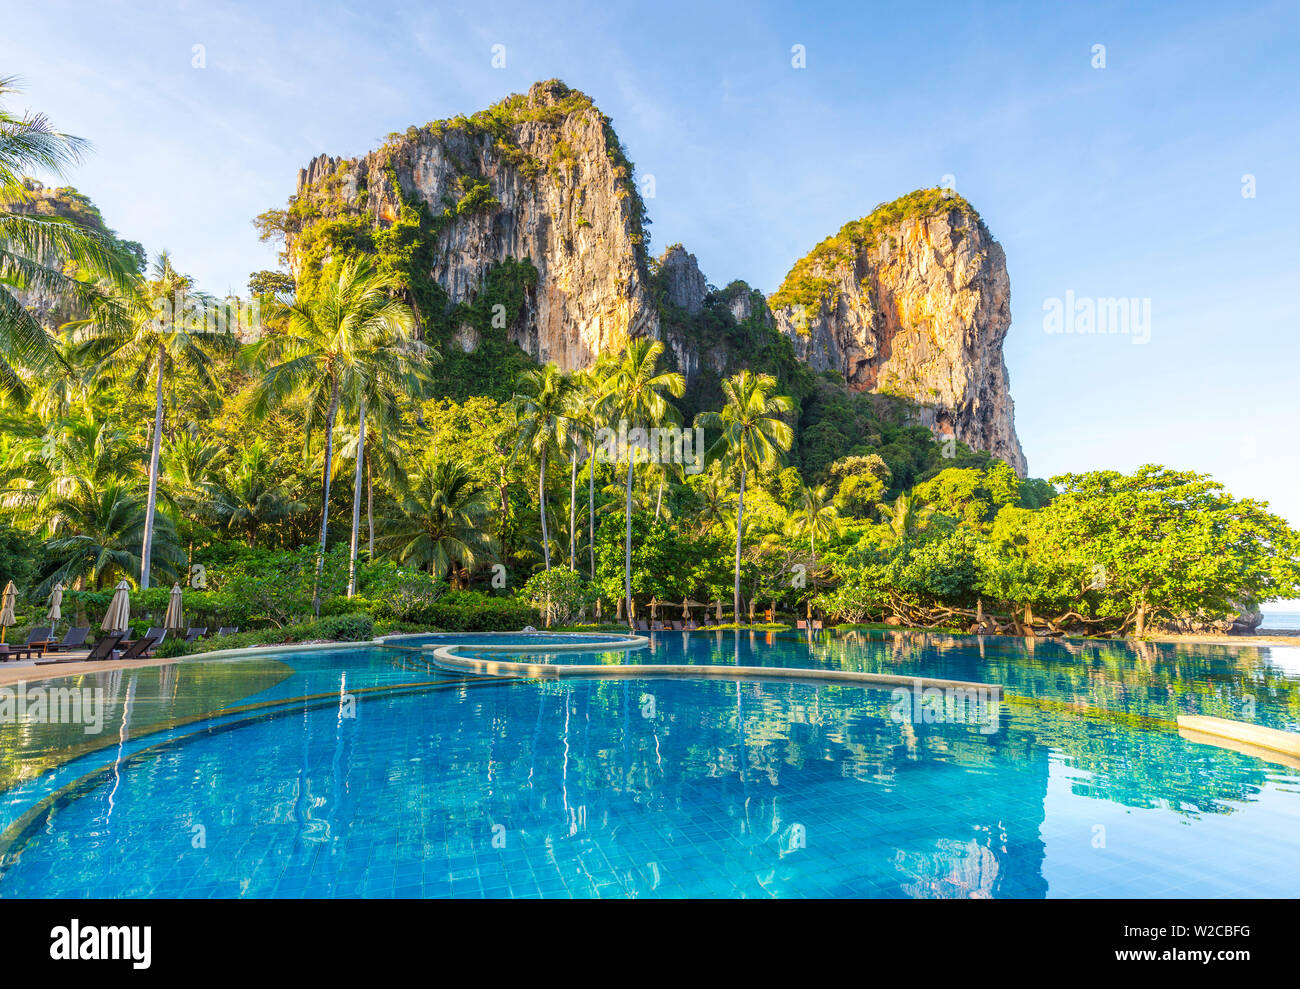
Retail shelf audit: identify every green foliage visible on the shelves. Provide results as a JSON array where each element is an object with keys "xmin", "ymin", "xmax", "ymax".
[
  {"xmin": 770, "ymin": 188, "xmax": 982, "ymax": 312},
  {"xmin": 314, "ymin": 612, "xmax": 375, "ymax": 641},
  {"xmin": 522, "ymin": 566, "xmax": 592, "ymax": 625}
]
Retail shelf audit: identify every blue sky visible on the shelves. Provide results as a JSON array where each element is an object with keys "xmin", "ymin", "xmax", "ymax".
[{"xmin": 4, "ymin": 0, "xmax": 1299, "ymax": 555}]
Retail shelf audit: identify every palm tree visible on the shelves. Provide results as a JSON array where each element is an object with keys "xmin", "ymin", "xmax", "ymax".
[
  {"xmin": 1, "ymin": 411, "xmax": 142, "ymax": 527},
  {"xmin": 787, "ymin": 482, "xmax": 840, "ymax": 557},
  {"xmin": 696, "ymin": 371, "xmax": 794, "ymax": 619},
  {"xmin": 208, "ymin": 441, "xmax": 305, "ymax": 547},
  {"xmin": 68, "ymin": 253, "xmax": 236, "ymax": 589},
  {"xmin": 567, "ymin": 369, "xmax": 607, "ymax": 579},
  {"xmin": 877, "ymin": 492, "xmax": 934, "ymax": 546},
  {"xmin": 0, "ymin": 76, "xmax": 136, "ymax": 403},
  {"xmin": 249, "ymin": 256, "xmax": 416, "ymax": 613},
  {"xmin": 600, "ymin": 339, "xmax": 684, "ymax": 624},
  {"xmin": 42, "ymin": 480, "xmax": 182, "ymax": 592},
  {"xmin": 377, "ymin": 459, "xmax": 495, "ymax": 583},
  {"xmin": 340, "ymin": 331, "xmax": 433, "ymax": 597},
  {"xmin": 511, "ymin": 364, "xmax": 572, "ymax": 572}
]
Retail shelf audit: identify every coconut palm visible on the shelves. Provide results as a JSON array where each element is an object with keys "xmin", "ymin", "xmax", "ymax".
[
  {"xmin": 600, "ymin": 339, "xmax": 684, "ymax": 624},
  {"xmin": 68, "ymin": 253, "xmax": 236, "ymax": 588},
  {"xmin": 0, "ymin": 76, "xmax": 136, "ymax": 403},
  {"xmin": 1, "ymin": 412, "xmax": 142, "ymax": 527},
  {"xmin": 696, "ymin": 371, "xmax": 794, "ymax": 619},
  {"xmin": 566, "ymin": 369, "xmax": 607, "ymax": 578},
  {"xmin": 787, "ymin": 482, "xmax": 840, "ymax": 557},
  {"xmin": 248, "ymin": 256, "xmax": 416, "ymax": 612},
  {"xmin": 343, "ymin": 345, "xmax": 434, "ymax": 597},
  {"xmin": 511, "ymin": 363, "xmax": 572, "ymax": 572},
  {"xmin": 207, "ymin": 441, "xmax": 306, "ymax": 547},
  {"xmin": 41, "ymin": 480, "xmax": 181, "ymax": 592},
  {"xmin": 377, "ymin": 459, "xmax": 495, "ymax": 583},
  {"xmin": 876, "ymin": 491, "xmax": 935, "ymax": 546}
]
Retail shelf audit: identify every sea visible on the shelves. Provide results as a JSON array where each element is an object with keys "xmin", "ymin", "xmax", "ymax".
[{"xmin": 1259, "ymin": 608, "xmax": 1300, "ymax": 632}]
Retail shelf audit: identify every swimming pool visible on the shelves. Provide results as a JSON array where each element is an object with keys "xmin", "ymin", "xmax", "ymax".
[{"xmin": 1, "ymin": 629, "xmax": 1297, "ymax": 898}]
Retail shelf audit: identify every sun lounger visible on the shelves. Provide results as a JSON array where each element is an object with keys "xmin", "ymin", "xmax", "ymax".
[
  {"xmin": 634, "ymin": 619, "xmax": 650, "ymax": 632},
  {"xmin": 216, "ymin": 627, "xmax": 239, "ymax": 637},
  {"xmin": 651, "ymin": 620, "xmax": 666, "ymax": 631},
  {"xmin": 671, "ymin": 620, "xmax": 684, "ymax": 631},
  {"xmin": 0, "ymin": 644, "xmax": 39, "ymax": 662},
  {"xmin": 114, "ymin": 634, "xmax": 160, "ymax": 661},
  {"xmin": 48, "ymin": 625, "xmax": 89, "ymax": 651},
  {"xmin": 85, "ymin": 634, "xmax": 123, "ymax": 662},
  {"xmin": 185, "ymin": 627, "xmax": 207, "ymax": 642}
]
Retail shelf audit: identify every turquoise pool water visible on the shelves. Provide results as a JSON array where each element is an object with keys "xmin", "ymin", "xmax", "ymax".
[{"xmin": 1, "ymin": 630, "xmax": 1298, "ymax": 898}]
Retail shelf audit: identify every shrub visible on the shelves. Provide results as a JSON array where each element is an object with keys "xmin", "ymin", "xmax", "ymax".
[{"xmin": 314, "ymin": 613, "xmax": 375, "ymax": 642}]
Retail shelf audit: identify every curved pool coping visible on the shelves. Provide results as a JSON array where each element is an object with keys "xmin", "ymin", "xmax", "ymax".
[{"xmin": 426, "ymin": 638, "xmax": 1002, "ymax": 696}]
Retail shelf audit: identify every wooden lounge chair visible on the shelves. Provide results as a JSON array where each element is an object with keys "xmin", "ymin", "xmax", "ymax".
[
  {"xmin": 185, "ymin": 626, "xmax": 207, "ymax": 642},
  {"xmin": 797, "ymin": 620, "xmax": 807, "ymax": 630},
  {"xmin": 85, "ymin": 634, "xmax": 123, "ymax": 662},
  {"xmin": 650, "ymin": 620, "xmax": 666, "ymax": 631},
  {"xmin": 22, "ymin": 626, "xmax": 53, "ymax": 653},
  {"xmin": 114, "ymin": 634, "xmax": 160, "ymax": 660},
  {"xmin": 671, "ymin": 620, "xmax": 684, "ymax": 631},
  {"xmin": 48, "ymin": 626, "xmax": 89, "ymax": 652},
  {"xmin": 216, "ymin": 626, "xmax": 239, "ymax": 637},
  {"xmin": 634, "ymin": 619, "xmax": 650, "ymax": 632},
  {"xmin": 0, "ymin": 644, "xmax": 36, "ymax": 662}
]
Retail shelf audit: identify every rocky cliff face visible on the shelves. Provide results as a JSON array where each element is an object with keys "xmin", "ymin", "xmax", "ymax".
[
  {"xmin": 286, "ymin": 80, "xmax": 656, "ymax": 369},
  {"xmin": 284, "ymin": 86, "xmax": 1025, "ymax": 472},
  {"xmin": 768, "ymin": 191, "xmax": 1026, "ymax": 474}
]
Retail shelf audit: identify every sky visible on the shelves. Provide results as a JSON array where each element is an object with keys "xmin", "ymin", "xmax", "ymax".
[{"xmin": 4, "ymin": 0, "xmax": 1299, "ymax": 561}]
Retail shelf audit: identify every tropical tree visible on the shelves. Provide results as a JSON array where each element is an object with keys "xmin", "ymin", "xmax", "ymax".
[
  {"xmin": 876, "ymin": 491, "xmax": 935, "ymax": 547},
  {"xmin": 0, "ymin": 76, "xmax": 136, "ymax": 403},
  {"xmin": 696, "ymin": 370, "xmax": 793, "ymax": 618},
  {"xmin": 42, "ymin": 480, "xmax": 181, "ymax": 592},
  {"xmin": 511, "ymin": 363, "xmax": 572, "ymax": 572},
  {"xmin": 68, "ymin": 253, "xmax": 236, "ymax": 588},
  {"xmin": 566, "ymin": 369, "xmax": 606, "ymax": 578},
  {"xmin": 377, "ymin": 459, "xmax": 496, "ymax": 583},
  {"xmin": 599, "ymin": 339, "xmax": 684, "ymax": 624},
  {"xmin": 787, "ymin": 482, "xmax": 840, "ymax": 557},
  {"xmin": 249, "ymin": 256, "xmax": 416, "ymax": 612},
  {"xmin": 207, "ymin": 441, "xmax": 305, "ymax": 547}
]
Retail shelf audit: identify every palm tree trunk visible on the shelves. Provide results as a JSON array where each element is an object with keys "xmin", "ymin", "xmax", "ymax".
[
  {"xmin": 347, "ymin": 395, "xmax": 367, "ymax": 597},
  {"xmin": 624, "ymin": 454, "xmax": 634, "ymax": 627},
  {"xmin": 366, "ymin": 445, "xmax": 375, "ymax": 560},
  {"xmin": 655, "ymin": 476, "xmax": 663, "ymax": 519},
  {"xmin": 539, "ymin": 448, "xmax": 551, "ymax": 570},
  {"xmin": 312, "ymin": 378, "xmax": 340, "ymax": 616},
  {"xmin": 733, "ymin": 464, "xmax": 746, "ymax": 619},
  {"xmin": 139, "ymin": 344, "xmax": 165, "ymax": 590},
  {"xmin": 569, "ymin": 450, "xmax": 577, "ymax": 570},
  {"xmin": 587, "ymin": 445, "xmax": 596, "ymax": 579}
]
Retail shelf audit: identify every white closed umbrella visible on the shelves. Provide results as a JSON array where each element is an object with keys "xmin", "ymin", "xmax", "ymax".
[
  {"xmin": 46, "ymin": 581, "xmax": 63, "ymax": 624},
  {"xmin": 101, "ymin": 579, "xmax": 131, "ymax": 635},
  {"xmin": 164, "ymin": 582, "xmax": 184, "ymax": 631},
  {"xmin": 0, "ymin": 581, "xmax": 15, "ymax": 643}
]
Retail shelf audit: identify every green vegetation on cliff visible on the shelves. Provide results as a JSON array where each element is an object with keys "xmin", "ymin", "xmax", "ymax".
[{"xmin": 769, "ymin": 187, "xmax": 981, "ymax": 313}]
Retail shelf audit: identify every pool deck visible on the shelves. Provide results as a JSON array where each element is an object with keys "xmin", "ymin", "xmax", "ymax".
[{"xmin": 0, "ymin": 653, "xmax": 184, "ymax": 687}]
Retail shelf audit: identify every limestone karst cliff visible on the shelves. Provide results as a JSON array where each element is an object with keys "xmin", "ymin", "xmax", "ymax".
[
  {"xmin": 281, "ymin": 82, "xmax": 1026, "ymax": 472},
  {"xmin": 768, "ymin": 190, "xmax": 1026, "ymax": 475},
  {"xmin": 284, "ymin": 80, "xmax": 655, "ymax": 371}
]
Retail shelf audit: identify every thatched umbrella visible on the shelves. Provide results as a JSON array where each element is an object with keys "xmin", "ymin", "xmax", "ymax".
[
  {"xmin": 101, "ymin": 580, "xmax": 131, "ymax": 635},
  {"xmin": 0, "ymin": 581, "xmax": 15, "ymax": 643},
  {"xmin": 714, "ymin": 599, "xmax": 723, "ymax": 621},
  {"xmin": 164, "ymin": 582, "xmax": 185, "ymax": 632},
  {"xmin": 649, "ymin": 596, "xmax": 660, "ymax": 619},
  {"xmin": 46, "ymin": 581, "xmax": 63, "ymax": 625}
]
